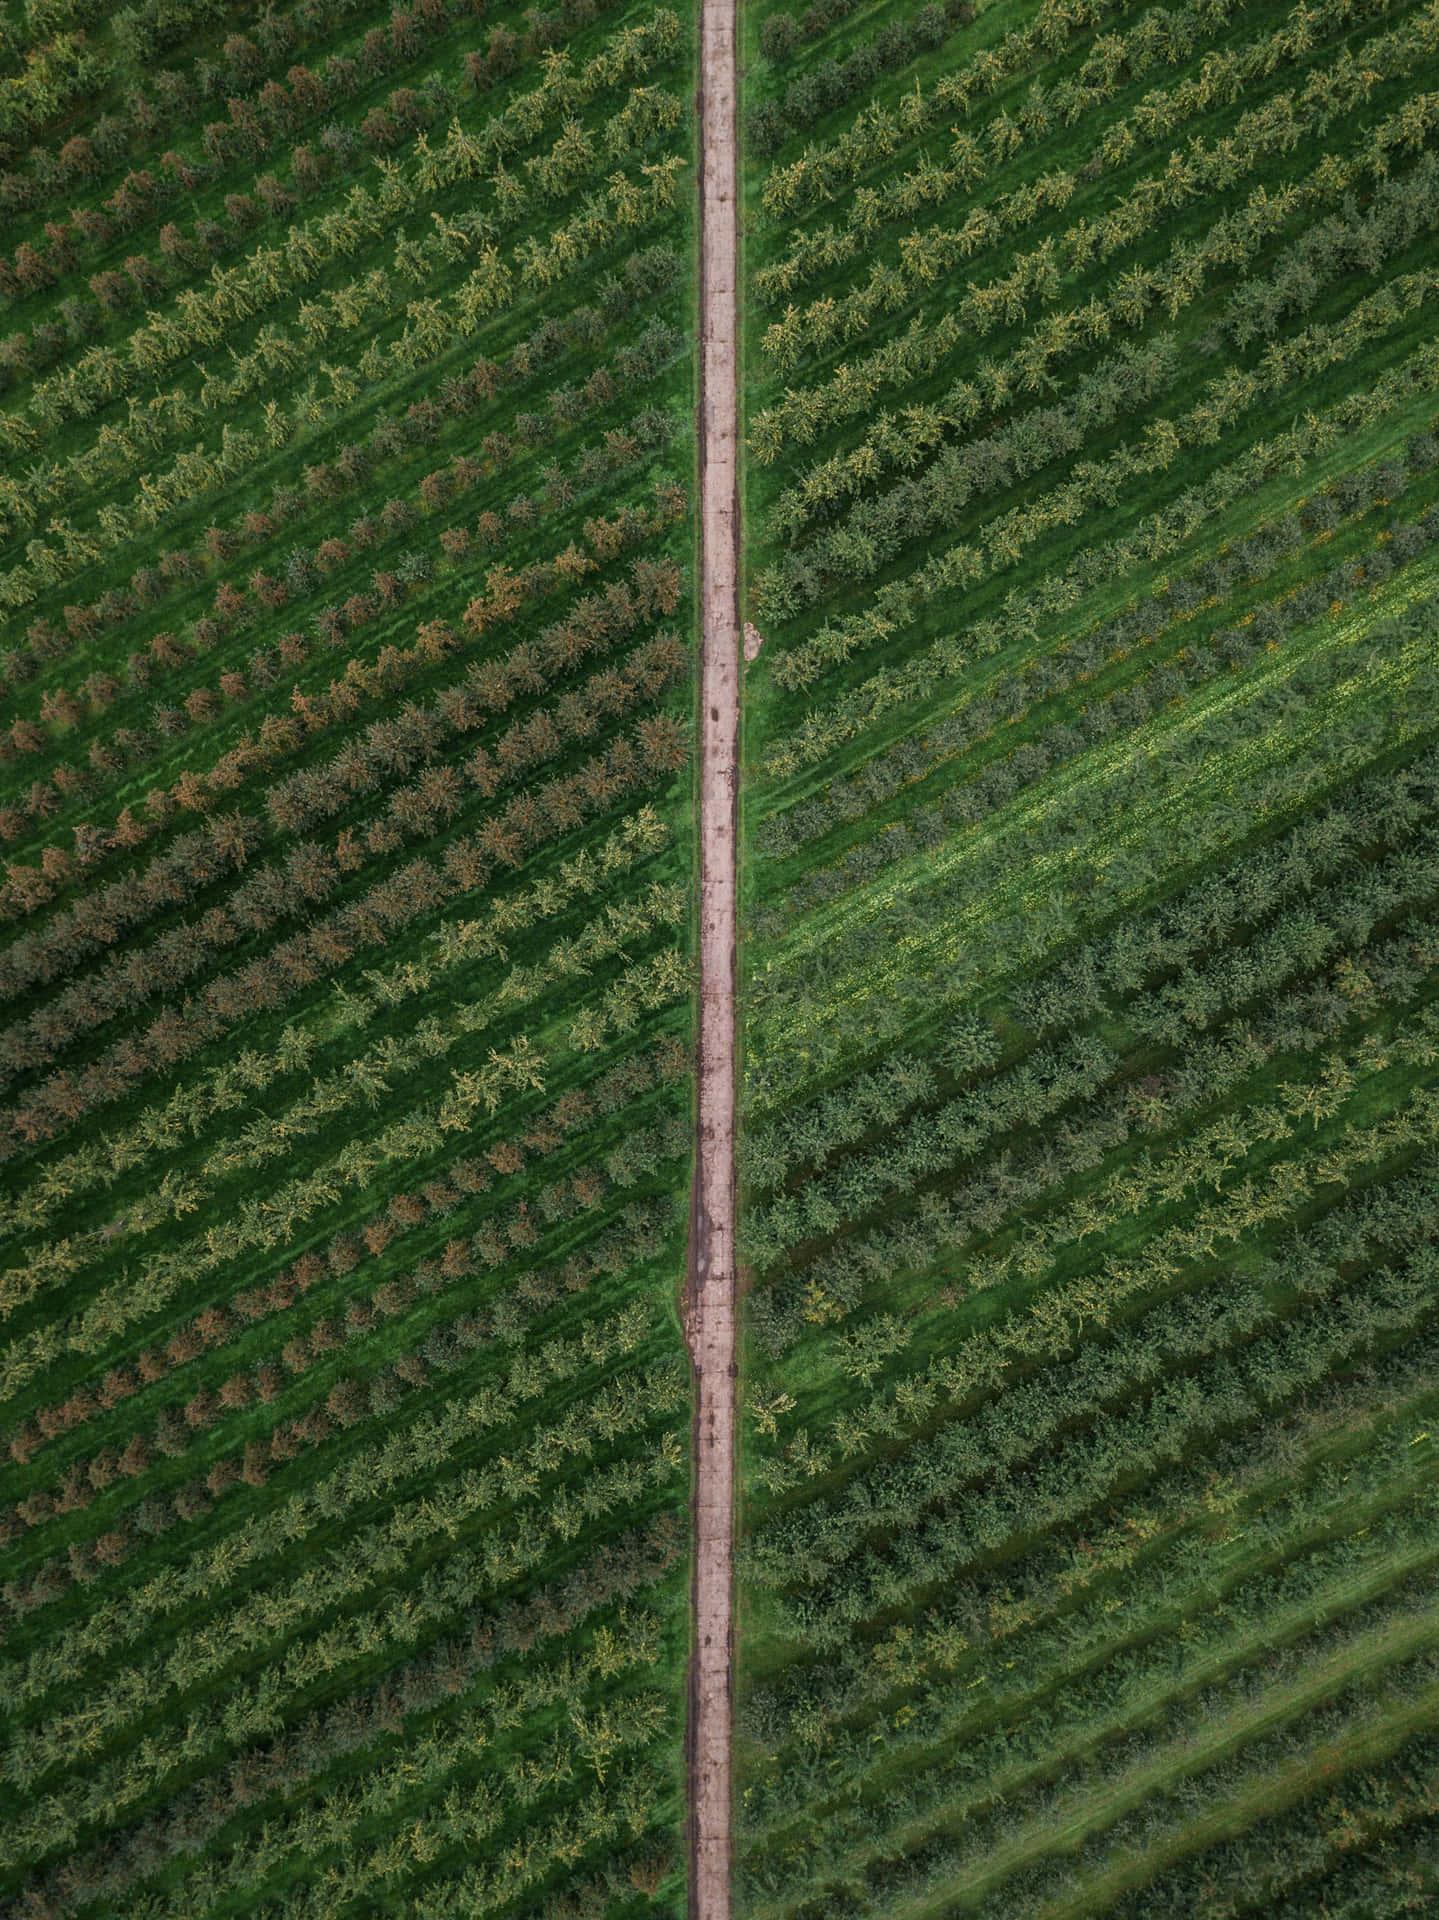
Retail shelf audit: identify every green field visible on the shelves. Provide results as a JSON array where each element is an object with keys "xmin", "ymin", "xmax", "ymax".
[
  {"xmin": 0, "ymin": 0, "xmax": 697, "ymax": 1911},
  {"xmin": 735, "ymin": 0, "xmax": 1439, "ymax": 1912},
  {"xmin": 4, "ymin": 0, "xmax": 1439, "ymax": 1909}
]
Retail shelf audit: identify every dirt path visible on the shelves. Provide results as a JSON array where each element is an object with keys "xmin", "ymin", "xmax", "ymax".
[{"xmin": 686, "ymin": 0, "xmax": 740, "ymax": 1915}]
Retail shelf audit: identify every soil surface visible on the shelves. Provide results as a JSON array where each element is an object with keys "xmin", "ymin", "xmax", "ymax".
[{"xmin": 686, "ymin": 1, "xmax": 740, "ymax": 1916}]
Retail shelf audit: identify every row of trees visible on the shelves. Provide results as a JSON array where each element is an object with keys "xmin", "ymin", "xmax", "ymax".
[
  {"xmin": 0, "ymin": 19, "xmax": 684, "ymax": 515},
  {"xmin": 763, "ymin": 329, "xmax": 1439, "ymax": 696},
  {"xmin": 0, "ymin": 31, "xmax": 107, "ymax": 159},
  {"xmin": 758, "ymin": 35, "xmax": 1439, "ymax": 382},
  {"xmin": 752, "ymin": 593, "xmax": 1436, "ymax": 1123},
  {"xmin": 0, "ymin": 604, "xmax": 686, "ymax": 1115},
  {"xmin": 755, "ymin": 98, "xmax": 1437, "ymax": 509},
  {"xmin": 0, "ymin": 245, "xmax": 682, "ymax": 698},
  {"xmin": 767, "ymin": 0, "xmax": 1400, "ymax": 219},
  {"xmin": 0, "ymin": 882, "xmax": 688, "ymax": 1408},
  {"xmin": 0, "ymin": 0, "xmax": 548, "ymax": 202},
  {"xmin": 766, "ymin": 399, "xmax": 1430, "ymax": 763},
  {"xmin": 0, "ymin": 806, "xmax": 674, "ymax": 1249},
  {"xmin": 4, "ymin": 1029, "xmax": 688, "ymax": 1466},
  {"xmin": 749, "ymin": 1051, "xmax": 1439, "ymax": 1538},
  {"xmin": 764, "ymin": 144, "xmax": 1438, "ymax": 535},
  {"xmin": 760, "ymin": 443, "xmax": 1424, "ymax": 852},
  {"xmin": 748, "ymin": 309, "xmax": 963, "ymax": 466},
  {"xmin": 760, "ymin": 1221, "xmax": 1438, "ymax": 1654},
  {"xmin": 755, "ymin": 259, "xmax": 1439, "ymax": 623},
  {"xmin": 3, "ymin": 1271, "xmax": 679, "ymax": 1710},
  {"xmin": 0, "ymin": 536, "xmax": 683, "ymax": 1011},
  {"xmin": 747, "ymin": 1032, "xmax": 1116, "ymax": 1268},
  {"xmin": 745, "ymin": 735, "xmax": 1439, "ymax": 1347},
  {"xmin": 0, "ymin": 0, "xmax": 648, "ymax": 377},
  {"xmin": 757, "ymin": 0, "xmax": 1387, "ymax": 300},
  {"xmin": 365, "ymin": 1751, "xmax": 673, "ymax": 1920},
  {"xmin": 753, "ymin": 729, "xmax": 1436, "ymax": 1197},
  {"xmin": 739, "ymin": 4, "xmax": 1439, "ymax": 1907},
  {"xmin": 754, "ymin": 0, "xmax": 1303, "ymax": 290},
  {"xmin": 0, "ymin": 149, "xmax": 687, "ymax": 612},
  {"xmin": 6, "ymin": 1043, "xmax": 687, "ymax": 1441},
  {"xmin": 0, "ymin": 396, "xmax": 678, "ymax": 873},
  {"xmin": 748, "ymin": 1537, "xmax": 1439, "ymax": 1915},
  {"xmin": 749, "ymin": 3, "xmax": 957, "ymax": 160},
  {"xmin": 6, "ymin": 1235, "xmax": 681, "ymax": 1598},
  {"xmin": 768, "ymin": 508, "xmax": 1439, "ymax": 932},
  {"xmin": 1125, "ymin": 854, "xmax": 1439, "ymax": 1049},
  {"xmin": 1078, "ymin": 1718, "xmax": 1439, "ymax": 1920},
  {"xmin": 756, "ymin": 1330, "xmax": 1439, "ymax": 1726},
  {"xmin": 742, "ymin": 1327, "xmax": 1439, "ymax": 1916},
  {"xmin": 5, "ymin": 1400, "xmax": 685, "ymax": 1851},
  {"xmin": 0, "ymin": 705, "xmax": 689, "ymax": 1165},
  {"xmin": 2, "ymin": 48, "xmax": 683, "ymax": 451},
  {"xmin": 766, "ymin": 333, "xmax": 1181, "ymax": 543},
  {"xmin": 745, "ymin": 1474, "xmax": 1429, "ymax": 1896},
  {"xmin": 755, "ymin": 0, "xmax": 1189, "ymax": 217},
  {"xmin": 745, "ymin": 668, "xmax": 1438, "ymax": 1894},
  {"xmin": 13, "ymin": 1511, "xmax": 681, "ymax": 1917},
  {"xmin": 0, "ymin": 0, "xmax": 695, "ymax": 1911},
  {"xmin": 755, "ymin": 909, "xmax": 1437, "ymax": 1347},
  {"xmin": 750, "ymin": 1379, "xmax": 1436, "ymax": 1834},
  {"xmin": 0, "ymin": 851, "xmax": 681, "ymax": 1344},
  {"xmin": 1223, "ymin": 152, "xmax": 1439, "ymax": 347}
]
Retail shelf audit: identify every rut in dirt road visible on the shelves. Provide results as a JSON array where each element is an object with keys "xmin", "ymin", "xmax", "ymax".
[{"xmin": 687, "ymin": 0, "xmax": 740, "ymax": 1915}]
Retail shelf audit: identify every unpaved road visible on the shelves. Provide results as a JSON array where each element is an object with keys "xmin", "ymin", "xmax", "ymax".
[{"xmin": 686, "ymin": 0, "xmax": 739, "ymax": 1915}]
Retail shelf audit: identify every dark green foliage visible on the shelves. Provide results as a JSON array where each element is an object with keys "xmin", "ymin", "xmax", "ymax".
[{"xmin": 738, "ymin": 0, "xmax": 1439, "ymax": 1909}]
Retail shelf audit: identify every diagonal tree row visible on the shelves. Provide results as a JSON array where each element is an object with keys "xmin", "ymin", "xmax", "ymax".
[
  {"xmin": 0, "ymin": 0, "xmax": 700, "ymax": 1914},
  {"xmin": 737, "ymin": 0, "xmax": 1439, "ymax": 1912}
]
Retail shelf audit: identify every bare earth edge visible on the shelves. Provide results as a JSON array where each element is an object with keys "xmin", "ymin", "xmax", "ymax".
[{"xmin": 685, "ymin": 0, "xmax": 740, "ymax": 1915}]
